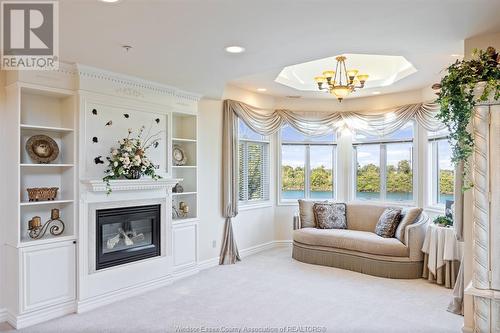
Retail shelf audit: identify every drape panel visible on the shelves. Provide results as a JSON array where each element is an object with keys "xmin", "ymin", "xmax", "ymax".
[
  {"xmin": 220, "ymin": 99, "xmax": 445, "ymax": 265},
  {"xmin": 220, "ymin": 103, "xmax": 241, "ymax": 265}
]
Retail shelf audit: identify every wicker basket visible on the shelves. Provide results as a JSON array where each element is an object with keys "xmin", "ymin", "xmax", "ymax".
[{"xmin": 26, "ymin": 187, "xmax": 59, "ymax": 201}]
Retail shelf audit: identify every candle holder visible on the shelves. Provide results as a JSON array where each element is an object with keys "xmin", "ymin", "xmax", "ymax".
[{"xmin": 28, "ymin": 208, "xmax": 65, "ymax": 239}]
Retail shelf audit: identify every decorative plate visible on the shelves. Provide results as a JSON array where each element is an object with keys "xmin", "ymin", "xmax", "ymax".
[
  {"xmin": 172, "ymin": 145, "xmax": 187, "ymax": 166},
  {"xmin": 26, "ymin": 135, "xmax": 59, "ymax": 164}
]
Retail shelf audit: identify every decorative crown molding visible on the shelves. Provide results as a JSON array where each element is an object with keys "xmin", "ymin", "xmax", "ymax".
[{"xmin": 83, "ymin": 179, "xmax": 181, "ymax": 192}]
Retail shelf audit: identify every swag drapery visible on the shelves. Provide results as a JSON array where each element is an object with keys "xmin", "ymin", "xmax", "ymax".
[{"xmin": 220, "ymin": 98, "xmax": 447, "ymax": 265}]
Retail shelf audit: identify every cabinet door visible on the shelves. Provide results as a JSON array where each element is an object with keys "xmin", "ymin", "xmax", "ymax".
[
  {"xmin": 172, "ymin": 223, "xmax": 197, "ymax": 268},
  {"xmin": 21, "ymin": 241, "xmax": 76, "ymax": 312}
]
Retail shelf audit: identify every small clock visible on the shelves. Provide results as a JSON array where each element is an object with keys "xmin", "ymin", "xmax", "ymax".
[{"xmin": 172, "ymin": 145, "xmax": 187, "ymax": 166}]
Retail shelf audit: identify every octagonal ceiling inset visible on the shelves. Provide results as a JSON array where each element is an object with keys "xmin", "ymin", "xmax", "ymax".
[{"xmin": 275, "ymin": 54, "xmax": 417, "ymax": 93}]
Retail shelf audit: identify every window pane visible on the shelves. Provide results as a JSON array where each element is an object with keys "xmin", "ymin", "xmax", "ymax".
[
  {"xmin": 438, "ymin": 139, "xmax": 454, "ymax": 204},
  {"xmin": 281, "ymin": 145, "xmax": 305, "ymax": 199},
  {"xmin": 239, "ymin": 119, "xmax": 266, "ymax": 141},
  {"xmin": 238, "ymin": 143, "xmax": 245, "ymax": 201},
  {"xmin": 386, "ymin": 142, "xmax": 413, "ymax": 201},
  {"xmin": 281, "ymin": 124, "xmax": 335, "ymax": 143},
  {"xmin": 354, "ymin": 121, "xmax": 413, "ymax": 142},
  {"xmin": 247, "ymin": 143, "xmax": 264, "ymax": 200},
  {"xmin": 310, "ymin": 146, "xmax": 334, "ymax": 199},
  {"xmin": 356, "ymin": 145, "xmax": 380, "ymax": 200}
]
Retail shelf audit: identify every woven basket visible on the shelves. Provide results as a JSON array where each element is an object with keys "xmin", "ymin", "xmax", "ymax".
[{"xmin": 26, "ymin": 187, "xmax": 59, "ymax": 201}]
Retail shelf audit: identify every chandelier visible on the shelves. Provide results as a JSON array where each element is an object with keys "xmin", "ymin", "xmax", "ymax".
[{"xmin": 314, "ymin": 56, "xmax": 369, "ymax": 102}]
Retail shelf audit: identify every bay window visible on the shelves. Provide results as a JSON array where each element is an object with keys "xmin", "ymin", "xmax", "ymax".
[
  {"xmin": 353, "ymin": 122, "xmax": 415, "ymax": 202},
  {"xmin": 238, "ymin": 119, "xmax": 270, "ymax": 204},
  {"xmin": 280, "ymin": 124, "xmax": 336, "ymax": 202},
  {"xmin": 428, "ymin": 129, "xmax": 454, "ymax": 206}
]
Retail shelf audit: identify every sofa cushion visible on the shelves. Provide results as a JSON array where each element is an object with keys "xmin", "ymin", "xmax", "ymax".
[
  {"xmin": 293, "ymin": 228, "xmax": 409, "ymax": 257},
  {"xmin": 375, "ymin": 208, "xmax": 402, "ymax": 238},
  {"xmin": 395, "ymin": 207, "xmax": 423, "ymax": 243},
  {"xmin": 298, "ymin": 200, "xmax": 326, "ymax": 228},
  {"xmin": 345, "ymin": 204, "xmax": 390, "ymax": 231},
  {"xmin": 313, "ymin": 203, "xmax": 347, "ymax": 229}
]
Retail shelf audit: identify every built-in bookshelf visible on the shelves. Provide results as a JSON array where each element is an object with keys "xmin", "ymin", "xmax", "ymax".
[
  {"xmin": 171, "ymin": 112, "xmax": 198, "ymax": 222},
  {"xmin": 16, "ymin": 85, "xmax": 77, "ymax": 245}
]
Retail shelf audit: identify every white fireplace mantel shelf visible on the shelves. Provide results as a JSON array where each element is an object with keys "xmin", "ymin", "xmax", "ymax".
[{"xmin": 83, "ymin": 178, "xmax": 181, "ymax": 192}]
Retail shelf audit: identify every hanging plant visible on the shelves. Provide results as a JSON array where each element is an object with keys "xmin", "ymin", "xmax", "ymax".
[{"xmin": 435, "ymin": 46, "xmax": 500, "ymax": 189}]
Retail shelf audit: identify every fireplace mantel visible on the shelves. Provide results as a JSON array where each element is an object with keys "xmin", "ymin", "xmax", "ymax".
[{"xmin": 83, "ymin": 178, "xmax": 180, "ymax": 192}]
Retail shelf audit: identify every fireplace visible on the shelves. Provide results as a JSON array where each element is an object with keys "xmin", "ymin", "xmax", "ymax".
[{"xmin": 96, "ymin": 204, "xmax": 161, "ymax": 270}]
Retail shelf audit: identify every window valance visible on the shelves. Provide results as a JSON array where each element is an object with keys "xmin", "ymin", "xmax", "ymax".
[{"xmin": 224, "ymin": 99, "xmax": 445, "ymax": 137}]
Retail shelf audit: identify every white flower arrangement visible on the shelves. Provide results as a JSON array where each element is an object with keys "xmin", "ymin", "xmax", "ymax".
[{"xmin": 103, "ymin": 125, "xmax": 162, "ymax": 193}]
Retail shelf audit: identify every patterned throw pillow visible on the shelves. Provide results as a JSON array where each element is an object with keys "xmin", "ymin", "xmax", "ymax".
[
  {"xmin": 375, "ymin": 208, "xmax": 402, "ymax": 238},
  {"xmin": 312, "ymin": 203, "xmax": 347, "ymax": 229}
]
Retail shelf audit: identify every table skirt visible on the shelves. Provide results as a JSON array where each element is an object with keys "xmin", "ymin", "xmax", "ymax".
[{"xmin": 422, "ymin": 254, "xmax": 460, "ymax": 288}]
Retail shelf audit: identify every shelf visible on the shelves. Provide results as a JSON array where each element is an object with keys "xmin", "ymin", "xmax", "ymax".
[
  {"xmin": 172, "ymin": 192, "xmax": 197, "ymax": 196},
  {"xmin": 172, "ymin": 137, "xmax": 197, "ymax": 143},
  {"xmin": 20, "ymin": 163, "xmax": 74, "ymax": 168},
  {"xmin": 19, "ymin": 235, "xmax": 76, "ymax": 248},
  {"xmin": 20, "ymin": 199, "xmax": 74, "ymax": 207},
  {"xmin": 20, "ymin": 124, "xmax": 74, "ymax": 133},
  {"xmin": 172, "ymin": 165, "xmax": 197, "ymax": 169},
  {"xmin": 172, "ymin": 217, "xmax": 199, "ymax": 224}
]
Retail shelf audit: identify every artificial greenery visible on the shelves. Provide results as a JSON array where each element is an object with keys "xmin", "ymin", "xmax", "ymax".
[
  {"xmin": 436, "ymin": 47, "xmax": 500, "ymax": 188},
  {"xmin": 433, "ymin": 215, "xmax": 454, "ymax": 227}
]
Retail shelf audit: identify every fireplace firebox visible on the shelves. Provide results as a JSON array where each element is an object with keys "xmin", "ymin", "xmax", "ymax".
[{"xmin": 96, "ymin": 205, "xmax": 161, "ymax": 270}]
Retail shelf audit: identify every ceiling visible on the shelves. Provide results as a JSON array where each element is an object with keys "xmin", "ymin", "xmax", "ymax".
[
  {"xmin": 59, "ymin": 0, "xmax": 500, "ymax": 99},
  {"xmin": 275, "ymin": 54, "xmax": 417, "ymax": 98}
]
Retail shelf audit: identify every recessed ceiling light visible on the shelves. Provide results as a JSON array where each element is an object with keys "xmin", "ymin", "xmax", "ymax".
[
  {"xmin": 225, "ymin": 46, "xmax": 245, "ymax": 54},
  {"xmin": 372, "ymin": 91, "xmax": 381, "ymax": 95},
  {"xmin": 100, "ymin": 0, "xmax": 120, "ymax": 2},
  {"xmin": 451, "ymin": 54, "xmax": 463, "ymax": 57},
  {"xmin": 257, "ymin": 88, "xmax": 267, "ymax": 92}
]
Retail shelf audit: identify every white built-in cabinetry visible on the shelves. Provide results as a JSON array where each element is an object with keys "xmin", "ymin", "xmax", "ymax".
[
  {"xmin": 0, "ymin": 64, "xmax": 201, "ymax": 329},
  {"xmin": 171, "ymin": 112, "xmax": 199, "ymax": 271}
]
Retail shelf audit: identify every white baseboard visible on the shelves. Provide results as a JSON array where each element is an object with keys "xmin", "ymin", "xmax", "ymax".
[
  {"xmin": 0, "ymin": 308, "xmax": 6, "ymax": 323},
  {"xmin": 77, "ymin": 274, "xmax": 173, "ymax": 313},
  {"xmin": 8, "ymin": 301, "xmax": 75, "ymax": 329},
  {"xmin": 198, "ymin": 240, "xmax": 292, "ymax": 271}
]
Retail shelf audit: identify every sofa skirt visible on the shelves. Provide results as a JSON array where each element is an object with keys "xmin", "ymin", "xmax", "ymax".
[{"xmin": 293, "ymin": 242, "xmax": 423, "ymax": 279}]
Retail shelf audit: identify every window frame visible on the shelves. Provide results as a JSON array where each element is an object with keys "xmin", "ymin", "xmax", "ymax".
[
  {"xmin": 277, "ymin": 129, "xmax": 337, "ymax": 205},
  {"xmin": 352, "ymin": 121, "xmax": 417, "ymax": 205},
  {"xmin": 427, "ymin": 131, "xmax": 454, "ymax": 209},
  {"xmin": 237, "ymin": 121, "xmax": 270, "ymax": 207}
]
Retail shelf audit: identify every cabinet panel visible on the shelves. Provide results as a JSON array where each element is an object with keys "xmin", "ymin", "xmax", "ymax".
[
  {"xmin": 491, "ymin": 106, "xmax": 500, "ymax": 291},
  {"xmin": 22, "ymin": 241, "xmax": 76, "ymax": 312},
  {"xmin": 172, "ymin": 224, "xmax": 197, "ymax": 267}
]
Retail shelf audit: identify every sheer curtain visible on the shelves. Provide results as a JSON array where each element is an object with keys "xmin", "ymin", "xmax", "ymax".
[{"xmin": 220, "ymin": 99, "xmax": 444, "ymax": 265}]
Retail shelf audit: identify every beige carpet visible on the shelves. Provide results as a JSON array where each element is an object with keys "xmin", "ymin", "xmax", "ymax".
[{"xmin": 12, "ymin": 247, "xmax": 462, "ymax": 333}]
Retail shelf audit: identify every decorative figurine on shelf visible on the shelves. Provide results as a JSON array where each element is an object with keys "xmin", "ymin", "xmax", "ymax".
[
  {"xmin": 172, "ymin": 205, "xmax": 181, "ymax": 219},
  {"xmin": 28, "ymin": 208, "xmax": 65, "ymax": 239},
  {"xmin": 179, "ymin": 201, "xmax": 189, "ymax": 218},
  {"xmin": 172, "ymin": 183, "xmax": 184, "ymax": 193}
]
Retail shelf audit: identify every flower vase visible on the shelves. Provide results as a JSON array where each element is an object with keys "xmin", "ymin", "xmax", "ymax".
[{"xmin": 125, "ymin": 168, "xmax": 141, "ymax": 180}]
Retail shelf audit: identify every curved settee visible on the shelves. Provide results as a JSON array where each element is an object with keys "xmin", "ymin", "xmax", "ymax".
[{"xmin": 292, "ymin": 203, "xmax": 429, "ymax": 279}]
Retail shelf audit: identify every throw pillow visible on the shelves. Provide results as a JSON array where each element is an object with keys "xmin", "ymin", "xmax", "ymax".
[
  {"xmin": 394, "ymin": 207, "xmax": 423, "ymax": 243},
  {"xmin": 375, "ymin": 208, "xmax": 402, "ymax": 238},
  {"xmin": 312, "ymin": 203, "xmax": 347, "ymax": 229},
  {"xmin": 298, "ymin": 200, "xmax": 326, "ymax": 228}
]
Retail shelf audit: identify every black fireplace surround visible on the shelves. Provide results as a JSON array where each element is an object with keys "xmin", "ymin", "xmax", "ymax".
[{"xmin": 96, "ymin": 204, "xmax": 161, "ymax": 270}]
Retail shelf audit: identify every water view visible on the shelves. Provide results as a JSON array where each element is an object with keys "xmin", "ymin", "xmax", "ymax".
[{"xmin": 282, "ymin": 190, "xmax": 453, "ymax": 203}]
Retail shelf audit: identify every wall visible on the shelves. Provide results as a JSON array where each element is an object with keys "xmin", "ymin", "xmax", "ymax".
[
  {"xmin": 0, "ymin": 71, "xmax": 5, "ymax": 316},
  {"xmin": 197, "ymin": 86, "xmax": 277, "ymax": 262},
  {"xmin": 462, "ymin": 31, "xmax": 500, "ymax": 331}
]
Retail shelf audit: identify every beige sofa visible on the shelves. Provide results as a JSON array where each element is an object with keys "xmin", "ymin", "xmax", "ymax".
[{"xmin": 292, "ymin": 203, "xmax": 429, "ymax": 279}]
